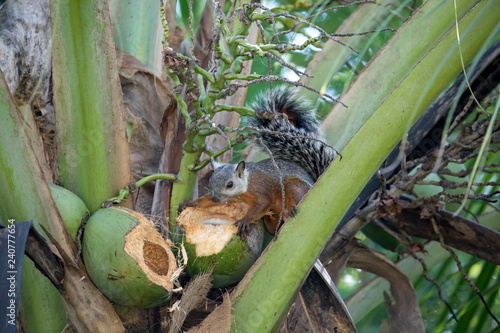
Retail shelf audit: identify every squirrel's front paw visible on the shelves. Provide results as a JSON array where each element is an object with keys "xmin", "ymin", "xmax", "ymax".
[{"xmin": 235, "ymin": 219, "xmax": 250, "ymax": 236}]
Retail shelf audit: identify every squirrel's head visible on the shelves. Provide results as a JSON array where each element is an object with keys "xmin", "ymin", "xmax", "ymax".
[{"xmin": 209, "ymin": 161, "xmax": 249, "ymax": 203}]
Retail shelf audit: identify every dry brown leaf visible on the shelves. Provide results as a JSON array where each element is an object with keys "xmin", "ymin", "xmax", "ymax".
[
  {"xmin": 117, "ymin": 48, "xmax": 176, "ymax": 214},
  {"xmin": 168, "ymin": 272, "xmax": 213, "ymax": 333},
  {"xmin": 186, "ymin": 293, "xmax": 232, "ymax": 333},
  {"xmin": 347, "ymin": 241, "xmax": 425, "ymax": 333},
  {"xmin": 376, "ymin": 196, "xmax": 403, "ymax": 217}
]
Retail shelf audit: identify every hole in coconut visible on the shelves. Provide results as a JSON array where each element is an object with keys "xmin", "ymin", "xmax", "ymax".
[{"xmin": 143, "ymin": 241, "xmax": 169, "ymax": 276}]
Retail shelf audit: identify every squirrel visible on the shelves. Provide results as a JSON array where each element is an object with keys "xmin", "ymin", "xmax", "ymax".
[{"xmin": 207, "ymin": 86, "xmax": 337, "ymax": 235}]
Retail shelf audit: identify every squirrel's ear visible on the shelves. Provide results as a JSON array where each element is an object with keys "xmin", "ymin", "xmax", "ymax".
[
  {"xmin": 235, "ymin": 161, "xmax": 246, "ymax": 178},
  {"xmin": 211, "ymin": 158, "xmax": 223, "ymax": 170}
]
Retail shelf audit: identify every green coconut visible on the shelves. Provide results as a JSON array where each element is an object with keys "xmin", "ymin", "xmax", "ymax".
[
  {"xmin": 176, "ymin": 196, "xmax": 264, "ymax": 287},
  {"xmin": 82, "ymin": 207, "xmax": 177, "ymax": 308},
  {"xmin": 49, "ymin": 183, "xmax": 89, "ymax": 241}
]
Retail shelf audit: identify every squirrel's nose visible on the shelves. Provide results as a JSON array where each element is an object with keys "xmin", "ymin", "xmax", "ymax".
[{"xmin": 211, "ymin": 193, "xmax": 221, "ymax": 203}]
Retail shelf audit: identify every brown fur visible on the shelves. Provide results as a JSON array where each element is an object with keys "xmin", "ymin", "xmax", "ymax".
[{"xmin": 234, "ymin": 171, "xmax": 311, "ymax": 234}]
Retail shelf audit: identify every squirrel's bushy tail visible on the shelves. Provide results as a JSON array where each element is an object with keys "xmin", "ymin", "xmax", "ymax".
[{"xmin": 247, "ymin": 86, "xmax": 336, "ymax": 180}]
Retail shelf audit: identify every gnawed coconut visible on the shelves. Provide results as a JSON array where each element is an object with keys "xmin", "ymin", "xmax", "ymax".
[
  {"xmin": 82, "ymin": 207, "xmax": 177, "ymax": 308},
  {"xmin": 176, "ymin": 195, "xmax": 264, "ymax": 287}
]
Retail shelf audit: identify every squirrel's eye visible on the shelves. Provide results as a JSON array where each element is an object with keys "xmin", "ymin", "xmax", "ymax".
[{"xmin": 227, "ymin": 181, "xmax": 233, "ymax": 189}]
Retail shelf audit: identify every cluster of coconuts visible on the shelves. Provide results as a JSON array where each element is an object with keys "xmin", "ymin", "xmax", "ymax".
[{"xmin": 50, "ymin": 184, "xmax": 265, "ymax": 309}]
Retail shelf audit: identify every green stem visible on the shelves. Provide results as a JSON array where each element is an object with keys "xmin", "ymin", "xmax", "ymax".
[
  {"xmin": 213, "ymin": 105, "xmax": 256, "ymax": 116},
  {"xmin": 195, "ymin": 65, "xmax": 216, "ymax": 84},
  {"xmin": 166, "ymin": 68, "xmax": 191, "ymax": 124},
  {"xmin": 169, "ymin": 135, "xmax": 205, "ymax": 234},
  {"xmin": 223, "ymin": 73, "xmax": 261, "ymax": 81},
  {"xmin": 136, "ymin": 173, "xmax": 177, "ymax": 187},
  {"xmin": 193, "ymin": 133, "xmax": 250, "ymax": 171},
  {"xmin": 160, "ymin": 4, "xmax": 169, "ymax": 45},
  {"xmin": 197, "ymin": 73, "xmax": 207, "ymax": 100},
  {"xmin": 184, "ymin": 69, "xmax": 204, "ymax": 117},
  {"xmin": 249, "ymin": 12, "xmax": 268, "ymax": 21},
  {"xmin": 232, "ymin": 55, "xmax": 254, "ymax": 74},
  {"xmin": 165, "ymin": 50, "xmax": 216, "ymax": 83},
  {"xmin": 104, "ymin": 173, "xmax": 177, "ymax": 206},
  {"xmin": 236, "ymin": 39, "xmax": 279, "ymax": 54},
  {"xmin": 228, "ymin": 3, "xmax": 256, "ymax": 52}
]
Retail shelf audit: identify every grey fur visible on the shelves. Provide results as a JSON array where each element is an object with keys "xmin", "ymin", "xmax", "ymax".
[
  {"xmin": 210, "ymin": 162, "xmax": 249, "ymax": 203},
  {"xmin": 247, "ymin": 86, "xmax": 336, "ymax": 180}
]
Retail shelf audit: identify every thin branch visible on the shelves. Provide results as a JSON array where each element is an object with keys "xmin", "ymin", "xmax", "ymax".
[
  {"xmin": 430, "ymin": 217, "xmax": 500, "ymax": 326},
  {"xmin": 230, "ymin": 76, "xmax": 347, "ymax": 107},
  {"xmin": 213, "ymin": 124, "xmax": 233, "ymax": 162},
  {"xmin": 264, "ymin": 51, "xmax": 312, "ymax": 77},
  {"xmin": 188, "ymin": 0, "xmax": 196, "ymax": 58},
  {"xmin": 256, "ymin": 136, "xmax": 286, "ymax": 234},
  {"xmin": 415, "ymin": 180, "xmax": 500, "ymax": 190},
  {"xmin": 240, "ymin": 125, "xmax": 341, "ymax": 158},
  {"xmin": 246, "ymin": 2, "xmax": 359, "ymax": 53},
  {"xmin": 411, "ymin": 253, "xmax": 458, "ymax": 322}
]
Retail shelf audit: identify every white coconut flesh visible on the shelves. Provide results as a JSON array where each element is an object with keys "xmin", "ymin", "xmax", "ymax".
[{"xmin": 177, "ymin": 197, "xmax": 250, "ymax": 257}]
